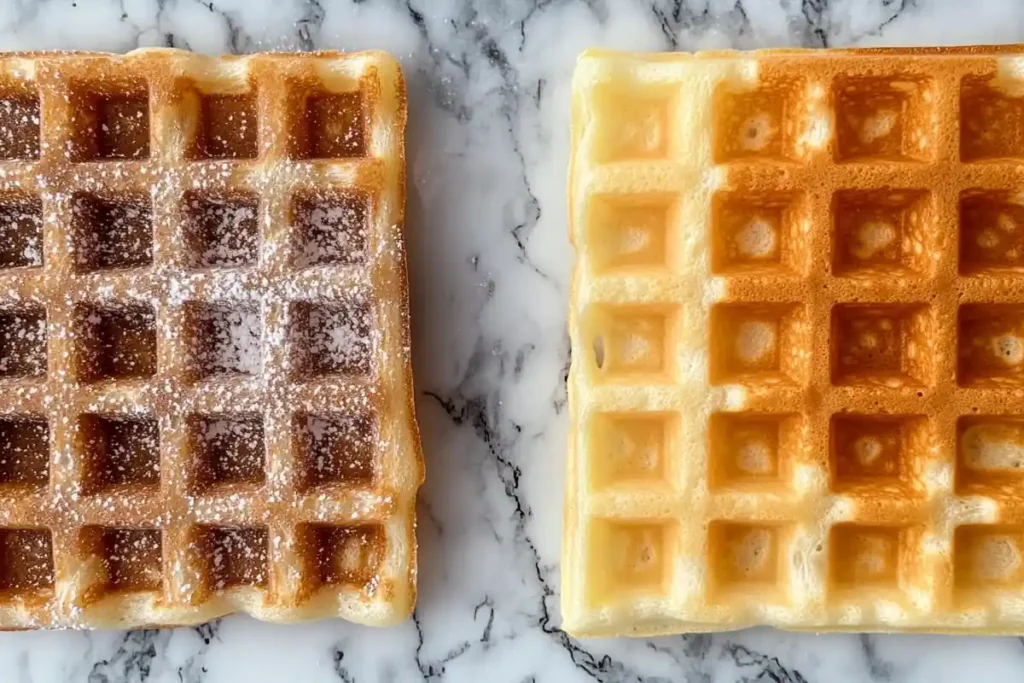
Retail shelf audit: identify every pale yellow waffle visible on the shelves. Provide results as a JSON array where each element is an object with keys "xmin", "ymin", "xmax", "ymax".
[
  {"xmin": 0, "ymin": 49, "xmax": 423, "ymax": 629},
  {"xmin": 565, "ymin": 46, "xmax": 1024, "ymax": 636}
]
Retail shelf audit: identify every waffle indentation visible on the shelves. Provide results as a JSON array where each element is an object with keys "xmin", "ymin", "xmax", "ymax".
[
  {"xmin": 832, "ymin": 189, "xmax": 934, "ymax": 277},
  {"xmin": 184, "ymin": 302, "xmax": 261, "ymax": 380},
  {"xmin": 68, "ymin": 83, "xmax": 149, "ymax": 161},
  {"xmin": 959, "ymin": 190, "xmax": 1024, "ymax": 274},
  {"xmin": 293, "ymin": 191, "xmax": 369, "ymax": 268},
  {"xmin": 715, "ymin": 77, "xmax": 805, "ymax": 162},
  {"xmin": 834, "ymin": 74, "xmax": 935, "ymax": 162},
  {"xmin": 713, "ymin": 191, "xmax": 806, "ymax": 275},
  {"xmin": 0, "ymin": 417, "xmax": 48, "ymax": 488},
  {"xmin": 306, "ymin": 523, "xmax": 385, "ymax": 589},
  {"xmin": 303, "ymin": 91, "xmax": 366, "ymax": 159},
  {"xmin": 710, "ymin": 303, "xmax": 807, "ymax": 386},
  {"xmin": 830, "ymin": 414, "xmax": 927, "ymax": 494},
  {"xmin": 0, "ymin": 528, "xmax": 52, "ymax": 593},
  {"xmin": 954, "ymin": 525, "xmax": 1024, "ymax": 599},
  {"xmin": 71, "ymin": 193, "xmax": 153, "ymax": 272},
  {"xmin": 709, "ymin": 413, "xmax": 800, "ymax": 490},
  {"xmin": 708, "ymin": 522, "xmax": 786, "ymax": 601},
  {"xmin": 592, "ymin": 84, "xmax": 676, "ymax": 163},
  {"xmin": 294, "ymin": 413, "xmax": 375, "ymax": 490},
  {"xmin": 831, "ymin": 304, "xmax": 932, "ymax": 388},
  {"xmin": 961, "ymin": 75, "xmax": 1024, "ymax": 162},
  {"xmin": 289, "ymin": 300, "xmax": 372, "ymax": 378},
  {"xmin": 183, "ymin": 191, "xmax": 259, "ymax": 269},
  {"xmin": 195, "ymin": 525, "xmax": 268, "ymax": 590},
  {"xmin": 830, "ymin": 524, "xmax": 906, "ymax": 592},
  {"xmin": 193, "ymin": 92, "xmax": 258, "ymax": 160},
  {"xmin": 958, "ymin": 304, "xmax": 1024, "ymax": 387},
  {"xmin": 589, "ymin": 306, "xmax": 676, "ymax": 382},
  {"xmin": 79, "ymin": 414, "xmax": 159, "ymax": 493},
  {"xmin": 589, "ymin": 412, "xmax": 674, "ymax": 488},
  {"xmin": 587, "ymin": 520, "xmax": 674, "ymax": 606},
  {"xmin": 80, "ymin": 527, "xmax": 162, "ymax": 598},
  {"xmin": 957, "ymin": 416, "xmax": 1024, "ymax": 495},
  {"xmin": 0, "ymin": 94, "xmax": 40, "ymax": 160},
  {"xmin": 0, "ymin": 195, "xmax": 42, "ymax": 269},
  {"xmin": 0, "ymin": 306, "xmax": 46, "ymax": 379},
  {"xmin": 189, "ymin": 414, "xmax": 265, "ymax": 491},
  {"xmin": 74, "ymin": 304, "xmax": 156, "ymax": 383},
  {"xmin": 587, "ymin": 195, "xmax": 676, "ymax": 273}
]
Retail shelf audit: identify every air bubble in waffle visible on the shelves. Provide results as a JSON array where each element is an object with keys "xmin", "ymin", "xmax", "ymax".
[
  {"xmin": 0, "ymin": 49, "xmax": 422, "ymax": 629},
  {"xmin": 566, "ymin": 46, "xmax": 1024, "ymax": 636}
]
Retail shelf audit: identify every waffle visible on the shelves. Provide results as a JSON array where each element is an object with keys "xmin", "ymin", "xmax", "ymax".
[
  {"xmin": 0, "ymin": 48, "xmax": 423, "ymax": 629},
  {"xmin": 565, "ymin": 46, "xmax": 1024, "ymax": 636}
]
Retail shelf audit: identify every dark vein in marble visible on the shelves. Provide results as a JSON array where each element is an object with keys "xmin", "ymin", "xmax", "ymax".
[
  {"xmin": 651, "ymin": 0, "xmax": 751, "ymax": 50},
  {"xmin": 424, "ymin": 387, "xmax": 657, "ymax": 682},
  {"xmin": 859, "ymin": 634, "xmax": 893, "ymax": 682},
  {"xmin": 474, "ymin": 595, "xmax": 495, "ymax": 643},
  {"xmin": 87, "ymin": 630, "xmax": 160, "ymax": 683},
  {"xmin": 874, "ymin": 0, "xmax": 914, "ymax": 35},
  {"xmin": 197, "ymin": 1, "xmax": 242, "ymax": 52},
  {"xmin": 645, "ymin": 636, "xmax": 713, "ymax": 683},
  {"xmin": 413, "ymin": 608, "xmax": 472, "ymax": 680},
  {"xmin": 404, "ymin": 0, "xmax": 472, "ymax": 120},
  {"xmin": 296, "ymin": 0, "xmax": 325, "ymax": 50},
  {"xmin": 332, "ymin": 648, "xmax": 356, "ymax": 683},
  {"xmin": 518, "ymin": 0, "xmax": 608, "ymax": 52},
  {"xmin": 474, "ymin": 23, "xmax": 549, "ymax": 282},
  {"xmin": 801, "ymin": 0, "xmax": 831, "ymax": 47},
  {"xmin": 725, "ymin": 643, "xmax": 808, "ymax": 683},
  {"xmin": 176, "ymin": 622, "xmax": 220, "ymax": 683}
]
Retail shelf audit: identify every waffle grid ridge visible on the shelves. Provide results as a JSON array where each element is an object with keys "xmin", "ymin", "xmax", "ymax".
[
  {"xmin": 0, "ymin": 49, "xmax": 422, "ymax": 629},
  {"xmin": 566, "ymin": 47, "xmax": 1024, "ymax": 636}
]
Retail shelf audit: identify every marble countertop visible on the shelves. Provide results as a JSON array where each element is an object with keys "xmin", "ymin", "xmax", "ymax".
[{"xmin": 3, "ymin": 0, "xmax": 1024, "ymax": 681}]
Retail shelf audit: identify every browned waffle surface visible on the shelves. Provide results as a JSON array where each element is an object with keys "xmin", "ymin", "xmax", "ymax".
[
  {"xmin": 565, "ymin": 46, "xmax": 1024, "ymax": 637},
  {"xmin": 0, "ymin": 49, "xmax": 423, "ymax": 629}
]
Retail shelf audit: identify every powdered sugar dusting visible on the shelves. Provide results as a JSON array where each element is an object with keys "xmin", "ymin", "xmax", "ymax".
[
  {"xmin": 0, "ymin": 196, "xmax": 43, "ymax": 268},
  {"xmin": 0, "ymin": 529, "xmax": 53, "ymax": 591},
  {"xmin": 290, "ymin": 300, "xmax": 373, "ymax": 377},
  {"xmin": 88, "ymin": 527, "xmax": 162, "ymax": 592},
  {"xmin": 200, "ymin": 526, "xmax": 268, "ymax": 591},
  {"xmin": 74, "ymin": 304, "xmax": 157, "ymax": 382},
  {"xmin": 0, "ymin": 417, "xmax": 48, "ymax": 486},
  {"xmin": 0, "ymin": 95, "xmax": 40, "ymax": 160},
  {"xmin": 79, "ymin": 415, "xmax": 159, "ymax": 492},
  {"xmin": 192, "ymin": 415, "xmax": 265, "ymax": 489},
  {"xmin": 296, "ymin": 413, "xmax": 375, "ymax": 489},
  {"xmin": 187, "ymin": 303, "xmax": 262, "ymax": 377},
  {"xmin": 71, "ymin": 193, "xmax": 153, "ymax": 271},
  {"xmin": 0, "ymin": 307, "xmax": 46, "ymax": 378},
  {"xmin": 294, "ymin": 193, "xmax": 368, "ymax": 268},
  {"xmin": 0, "ymin": 51, "xmax": 416, "ymax": 629},
  {"xmin": 184, "ymin": 192, "xmax": 259, "ymax": 268}
]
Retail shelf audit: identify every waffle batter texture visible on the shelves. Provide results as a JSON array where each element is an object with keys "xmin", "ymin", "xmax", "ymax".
[
  {"xmin": 565, "ymin": 46, "xmax": 1024, "ymax": 636},
  {"xmin": 0, "ymin": 49, "xmax": 423, "ymax": 628}
]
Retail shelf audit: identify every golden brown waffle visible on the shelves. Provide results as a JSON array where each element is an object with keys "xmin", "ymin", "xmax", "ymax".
[
  {"xmin": 0, "ymin": 49, "xmax": 422, "ymax": 629},
  {"xmin": 565, "ymin": 46, "xmax": 1024, "ymax": 636}
]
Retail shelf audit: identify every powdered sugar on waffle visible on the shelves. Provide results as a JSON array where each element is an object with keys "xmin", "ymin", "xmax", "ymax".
[{"xmin": 0, "ymin": 50, "xmax": 420, "ymax": 630}]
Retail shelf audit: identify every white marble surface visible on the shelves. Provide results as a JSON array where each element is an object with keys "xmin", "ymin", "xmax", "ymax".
[{"xmin": 2, "ymin": 0, "xmax": 1024, "ymax": 681}]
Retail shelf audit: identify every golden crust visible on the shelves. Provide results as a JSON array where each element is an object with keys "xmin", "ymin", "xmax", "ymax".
[
  {"xmin": 566, "ymin": 46, "xmax": 1024, "ymax": 636},
  {"xmin": 0, "ymin": 48, "xmax": 423, "ymax": 629}
]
